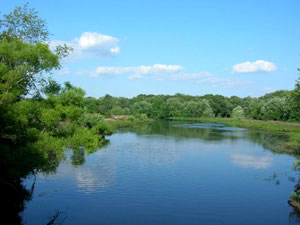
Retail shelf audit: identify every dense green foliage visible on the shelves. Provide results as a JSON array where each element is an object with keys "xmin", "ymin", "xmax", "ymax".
[
  {"xmin": 232, "ymin": 106, "xmax": 245, "ymax": 119},
  {"xmin": 84, "ymin": 88, "xmax": 300, "ymax": 122},
  {"xmin": 0, "ymin": 5, "xmax": 112, "ymax": 223},
  {"xmin": 2, "ymin": 4, "xmax": 300, "ymax": 222}
]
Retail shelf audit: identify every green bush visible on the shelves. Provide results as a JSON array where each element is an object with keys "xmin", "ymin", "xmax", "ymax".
[{"xmin": 231, "ymin": 106, "xmax": 245, "ymax": 119}]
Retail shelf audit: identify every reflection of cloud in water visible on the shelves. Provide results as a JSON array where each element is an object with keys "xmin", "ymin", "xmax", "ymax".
[
  {"xmin": 75, "ymin": 151, "xmax": 116, "ymax": 194},
  {"xmin": 231, "ymin": 154, "xmax": 273, "ymax": 169}
]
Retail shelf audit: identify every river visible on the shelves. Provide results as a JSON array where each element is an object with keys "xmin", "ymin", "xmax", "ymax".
[{"xmin": 21, "ymin": 121, "xmax": 300, "ymax": 225}]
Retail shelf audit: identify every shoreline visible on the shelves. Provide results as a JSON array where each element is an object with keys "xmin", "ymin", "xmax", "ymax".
[{"xmin": 169, "ymin": 117, "xmax": 300, "ymax": 151}]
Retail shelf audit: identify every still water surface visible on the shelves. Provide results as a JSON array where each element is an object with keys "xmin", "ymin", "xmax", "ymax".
[{"xmin": 22, "ymin": 121, "xmax": 300, "ymax": 224}]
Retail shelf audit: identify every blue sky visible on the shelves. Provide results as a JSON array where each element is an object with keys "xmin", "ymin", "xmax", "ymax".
[{"xmin": 3, "ymin": 0, "xmax": 300, "ymax": 98}]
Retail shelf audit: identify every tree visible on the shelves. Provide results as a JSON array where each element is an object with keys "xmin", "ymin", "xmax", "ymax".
[
  {"xmin": 259, "ymin": 97, "xmax": 288, "ymax": 121},
  {"xmin": 111, "ymin": 105, "xmax": 125, "ymax": 115},
  {"xmin": 84, "ymin": 97, "xmax": 99, "ymax": 113},
  {"xmin": 98, "ymin": 94, "xmax": 115, "ymax": 115},
  {"xmin": 289, "ymin": 75, "xmax": 300, "ymax": 121},
  {"xmin": 42, "ymin": 78, "xmax": 61, "ymax": 96},
  {"xmin": 0, "ymin": 6, "xmax": 113, "ymax": 223},
  {"xmin": 201, "ymin": 99, "xmax": 214, "ymax": 117},
  {"xmin": 0, "ymin": 38, "xmax": 60, "ymax": 106},
  {"xmin": 131, "ymin": 100, "xmax": 152, "ymax": 116},
  {"xmin": 0, "ymin": 5, "xmax": 70, "ymax": 144},
  {"xmin": 0, "ymin": 3, "xmax": 49, "ymax": 43},
  {"xmin": 203, "ymin": 94, "xmax": 232, "ymax": 117},
  {"xmin": 167, "ymin": 97, "xmax": 183, "ymax": 117},
  {"xmin": 231, "ymin": 106, "xmax": 245, "ymax": 119}
]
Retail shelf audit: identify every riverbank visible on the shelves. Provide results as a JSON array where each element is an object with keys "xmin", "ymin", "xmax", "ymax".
[
  {"xmin": 170, "ymin": 117, "xmax": 300, "ymax": 151},
  {"xmin": 105, "ymin": 116, "xmax": 153, "ymax": 129}
]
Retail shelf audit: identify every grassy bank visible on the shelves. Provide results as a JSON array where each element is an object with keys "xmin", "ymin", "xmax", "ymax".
[
  {"xmin": 105, "ymin": 116, "xmax": 153, "ymax": 129},
  {"xmin": 170, "ymin": 117, "xmax": 300, "ymax": 151}
]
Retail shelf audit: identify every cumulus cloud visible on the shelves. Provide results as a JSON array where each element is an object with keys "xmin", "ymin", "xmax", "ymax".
[
  {"xmin": 49, "ymin": 32, "xmax": 120, "ymax": 61},
  {"xmin": 95, "ymin": 64, "xmax": 183, "ymax": 76},
  {"xmin": 85, "ymin": 64, "xmax": 248, "ymax": 88},
  {"xmin": 232, "ymin": 60, "xmax": 276, "ymax": 73},
  {"xmin": 171, "ymin": 72, "xmax": 249, "ymax": 87}
]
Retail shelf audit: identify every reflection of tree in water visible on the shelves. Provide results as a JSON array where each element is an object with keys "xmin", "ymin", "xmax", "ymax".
[
  {"xmin": 121, "ymin": 121, "xmax": 300, "ymax": 217},
  {"xmin": 122, "ymin": 121, "xmax": 295, "ymax": 156},
  {"xmin": 289, "ymin": 207, "xmax": 300, "ymax": 224},
  {"xmin": 0, "ymin": 139, "xmax": 109, "ymax": 224},
  {"xmin": 119, "ymin": 121, "xmax": 299, "ymax": 170},
  {"xmin": 3, "ymin": 120, "xmax": 300, "ymax": 223},
  {"xmin": 119, "ymin": 121, "xmax": 246, "ymax": 142},
  {"xmin": 71, "ymin": 147, "xmax": 86, "ymax": 167},
  {"xmin": 0, "ymin": 142, "xmax": 58, "ymax": 225}
]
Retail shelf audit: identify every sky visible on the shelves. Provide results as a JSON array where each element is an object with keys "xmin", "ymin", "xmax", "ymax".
[{"xmin": 3, "ymin": 0, "xmax": 300, "ymax": 98}]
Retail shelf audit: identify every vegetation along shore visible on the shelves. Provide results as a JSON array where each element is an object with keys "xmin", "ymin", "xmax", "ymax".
[{"xmin": 1, "ymin": 4, "xmax": 300, "ymax": 222}]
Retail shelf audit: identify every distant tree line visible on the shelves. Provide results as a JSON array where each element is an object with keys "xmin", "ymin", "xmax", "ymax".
[
  {"xmin": 84, "ymin": 87, "xmax": 300, "ymax": 122},
  {"xmin": 1, "ymin": 4, "xmax": 300, "ymax": 223}
]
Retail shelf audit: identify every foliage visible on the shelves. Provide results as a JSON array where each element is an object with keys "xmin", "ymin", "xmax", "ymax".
[
  {"xmin": 289, "ymin": 75, "xmax": 300, "ymax": 121},
  {"xmin": 80, "ymin": 113, "xmax": 104, "ymax": 129},
  {"xmin": 0, "ymin": 6, "xmax": 113, "ymax": 223},
  {"xmin": 0, "ymin": 3, "xmax": 49, "ymax": 43},
  {"xmin": 232, "ymin": 106, "xmax": 245, "ymax": 120},
  {"xmin": 259, "ymin": 97, "xmax": 288, "ymax": 121}
]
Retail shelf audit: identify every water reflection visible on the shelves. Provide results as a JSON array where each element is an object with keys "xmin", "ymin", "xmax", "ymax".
[
  {"xmin": 71, "ymin": 147, "xmax": 85, "ymax": 167},
  {"xmin": 231, "ymin": 154, "xmax": 274, "ymax": 169},
  {"xmin": 122, "ymin": 121, "xmax": 290, "ymax": 155},
  {"xmin": 15, "ymin": 121, "xmax": 300, "ymax": 224},
  {"xmin": 173, "ymin": 122, "xmax": 246, "ymax": 131},
  {"xmin": 75, "ymin": 151, "xmax": 116, "ymax": 193}
]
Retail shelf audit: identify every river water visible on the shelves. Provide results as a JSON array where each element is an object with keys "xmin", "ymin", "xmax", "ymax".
[{"xmin": 21, "ymin": 121, "xmax": 300, "ymax": 225}]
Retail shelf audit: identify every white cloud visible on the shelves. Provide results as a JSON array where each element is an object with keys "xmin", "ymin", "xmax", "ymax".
[
  {"xmin": 232, "ymin": 60, "xmax": 276, "ymax": 73},
  {"xmin": 171, "ymin": 72, "xmax": 249, "ymax": 87},
  {"xmin": 86, "ymin": 64, "xmax": 248, "ymax": 88},
  {"xmin": 49, "ymin": 32, "xmax": 120, "ymax": 61},
  {"xmin": 94, "ymin": 64, "xmax": 183, "ymax": 77},
  {"xmin": 77, "ymin": 32, "xmax": 117, "ymax": 49}
]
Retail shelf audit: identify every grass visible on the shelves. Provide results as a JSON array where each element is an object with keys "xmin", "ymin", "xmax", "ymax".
[{"xmin": 105, "ymin": 116, "xmax": 153, "ymax": 129}]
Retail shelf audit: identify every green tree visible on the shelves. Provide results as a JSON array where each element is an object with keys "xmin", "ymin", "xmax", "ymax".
[
  {"xmin": 201, "ymin": 99, "xmax": 214, "ymax": 117},
  {"xmin": 259, "ymin": 97, "xmax": 288, "ymax": 121},
  {"xmin": 98, "ymin": 94, "xmax": 115, "ymax": 115},
  {"xmin": 167, "ymin": 97, "xmax": 183, "ymax": 117},
  {"xmin": 84, "ymin": 97, "xmax": 99, "ymax": 113},
  {"xmin": 289, "ymin": 75, "xmax": 300, "ymax": 121},
  {"xmin": 231, "ymin": 106, "xmax": 245, "ymax": 119},
  {"xmin": 131, "ymin": 100, "xmax": 153, "ymax": 117},
  {"xmin": 111, "ymin": 105, "xmax": 125, "ymax": 115}
]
